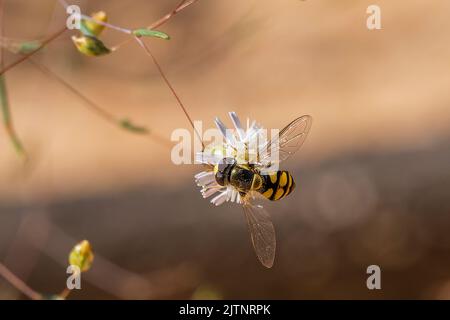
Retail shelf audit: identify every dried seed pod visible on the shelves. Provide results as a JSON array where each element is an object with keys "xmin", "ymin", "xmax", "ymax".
[
  {"xmin": 68, "ymin": 240, "xmax": 94, "ymax": 272},
  {"xmin": 81, "ymin": 11, "xmax": 108, "ymax": 37},
  {"xmin": 72, "ymin": 35, "xmax": 111, "ymax": 57}
]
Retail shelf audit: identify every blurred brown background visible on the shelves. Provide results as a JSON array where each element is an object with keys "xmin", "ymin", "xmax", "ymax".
[{"xmin": 0, "ymin": 0, "xmax": 450, "ymax": 299}]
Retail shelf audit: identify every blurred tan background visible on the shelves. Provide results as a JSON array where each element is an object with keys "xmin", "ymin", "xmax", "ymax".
[{"xmin": 0, "ymin": 0, "xmax": 450, "ymax": 299}]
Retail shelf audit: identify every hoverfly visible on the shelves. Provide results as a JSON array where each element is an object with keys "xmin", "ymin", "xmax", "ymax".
[{"xmin": 195, "ymin": 113, "xmax": 312, "ymax": 268}]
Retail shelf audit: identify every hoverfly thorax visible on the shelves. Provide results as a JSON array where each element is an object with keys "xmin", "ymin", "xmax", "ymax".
[
  {"xmin": 214, "ymin": 157, "xmax": 263, "ymax": 194},
  {"xmin": 214, "ymin": 158, "xmax": 237, "ymax": 186}
]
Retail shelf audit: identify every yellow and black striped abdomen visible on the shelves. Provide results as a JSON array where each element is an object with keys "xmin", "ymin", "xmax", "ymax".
[{"xmin": 259, "ymin": 171, "xmax": 296, "ymax": 201}]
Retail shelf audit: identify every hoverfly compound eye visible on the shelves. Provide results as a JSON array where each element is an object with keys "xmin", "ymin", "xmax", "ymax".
[
  {"xmin": 215, "ymin": 170, "xmax": 225, "ymax": 186},
  {"xmin": 217, "ymin": 161, "xmax": 228, "ymax": 173},
  {"xmin": 217, "ymin": 158, "xmax": 235, "ymax": 172},
  {"xmin": 214, "ymin": 165, "xmax": 225, "ymax": 186}
]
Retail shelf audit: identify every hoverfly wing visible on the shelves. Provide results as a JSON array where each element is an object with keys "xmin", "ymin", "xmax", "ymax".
[
  {"xmin": 259, "ymin": 115, "xmax": 312, "ymax": 167},
  {"xmin": 242, "ymin": 202, "xmax": 276, "ymax": 268}
]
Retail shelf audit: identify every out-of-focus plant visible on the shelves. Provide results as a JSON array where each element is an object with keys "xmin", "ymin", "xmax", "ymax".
[
  {"xmin": 68, "ymin": 240, "xmax": 94, "ymax": 273},
  {"xmin": 81, "ymin": 11, "xmax": 107, "ymax": 37},
  {"xmin": 0, "ymin": 240, "xmax": 95, "ymax": 300},
  {"xmin": 0, "ymin": 0, "xmax": 201, "ymax": 158},
  {"xmin": 72, "ymin": 11, "xmax": 111, "ymax": 56},
  {"xmin": 0, "ymin": 0, "xmax": 27, "ymax": 160},
  {"xmin": 72, "ymin": 35, "xmax": 111, "ymax": 57},
  {"xmin": 191, "ymin": 284, "xmax": 223, "ymax": 300},
  {"xmin": 0, "ymin": 0, "xmax": 205, "ymax": 301},
  {"xmin": 58, "ymin": 240, "xmax": 95, "ymax": 299}
]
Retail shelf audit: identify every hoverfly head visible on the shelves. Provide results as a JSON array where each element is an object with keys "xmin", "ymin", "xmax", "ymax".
[{"xmin": 214, "ymin": 158, "xmax": 236, "ymax": 186}]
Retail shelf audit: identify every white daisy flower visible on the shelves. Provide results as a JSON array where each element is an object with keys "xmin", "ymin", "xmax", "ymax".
[{"xmin": 194, "ymin": 112, "xmax": 267, "ymax": 206}]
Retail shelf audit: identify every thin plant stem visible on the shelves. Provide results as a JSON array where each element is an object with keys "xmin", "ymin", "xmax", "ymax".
[
  {"xmin": 0, "ymin": 26, "xmax": 67, "ymax": 76},
  {"xmin": 59, "ymin": 286, "xmax": 71, "ymax": 299},
  {"xmin": 135, "ymin": 36, "xmax": 204, "ymax": 149},
  {"xmin": 0, "ymin": 77, "xmax": 27, "ymax": 159},
  {"xmin": 26, "ymin": 58, "xmax": 171, "ymax": 147},
  {"xmin": 111, "ymin": 0, "xmax": 200, "ymax": 51},
  {"xmin": 0, "ymin": 0, "xmax": 27, "ymax": 160},
  {"xmin": 58, "ymin": 0, "xmax": 132, "ymax": 35},
  {"xmin": 0, "ymin": 261, "xmax": 41, "ymax": 300},
  {"xmin": 150, "ymin": 0, "xmax": 196, "ymax": 29},
  {"xmin": 57, "ymin": 268, "xmax": 81, "ymax": 300},
  {"xmin": 0, "ymin": 0, "xmax": 200, "ymax": 149},
  {"xmin": 28, "ymin": 59, "xmax": 118, "ymax": 124},
  {"xmin": 0, "ymin": 0, "xmax": 200, "ymax": 74}
]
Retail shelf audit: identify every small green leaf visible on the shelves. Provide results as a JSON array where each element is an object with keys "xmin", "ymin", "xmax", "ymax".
[
  {"xmin": 17, "ymin": 41, "xmax": 42, "ymax": 54},
  {"xmin": 119, "ymin": 119, "xmax": 149, "ymax": 134},
  {"xmin": 132, "ymin": 29, "xmax": 170, "ymax": 40}
]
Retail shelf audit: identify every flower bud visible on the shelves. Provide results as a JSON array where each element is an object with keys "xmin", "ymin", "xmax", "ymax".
[
  {"xmin": 68, "ymin": 240, "xmax": 94, "ymax": 272},
  {"xmin": 81, "ymin": 11, "xmax": 107, "ymax": 37},
  {"xmin": 72, "ymin": 35, "xmax": 111, "ymax": 57}
]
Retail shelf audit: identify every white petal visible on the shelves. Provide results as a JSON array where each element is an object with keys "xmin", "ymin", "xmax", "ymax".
[
  {"xmin": 195, "ymin": 171, "xmax": 210, "ymax": 179},
  {"xmin": 202, "ymin": 187, "xmax": 221, "ymax": 198},
  {"xmin": 247, "ymin": 120, "xmax": 256, "ymax": 132},
  {"xmin": 195, "ymin": 152, "xmax": 211, "ymax": 164},
  {"xmin": 226, "ymin": 189, "xmax": 232, "ymax": 201},
  {"xmin": 211, "ymin": 191, "xmax": 228, "ymax": 206},
  {"xmin": 246, "ymin": 125, "xmax": 262, "ymax": 143},
  {"xmin": 229, "ymin": 112, "xmax": 245, "ymax": 141},
  {"xmin": 196, "ymin": 152, "xmax": 223, "ymax": 165},
  {"xmin": 214, "ymin": 117, "xmax": 229, "ymax": 138},
  {"xmin": 195, "ymin": 171, "xmax": 215, "ymax": 186},
  {"xmin": 230, "ymin": 189, "xmax": 237, "ymax": 202},
  {"xmin": 215, "ymin": 117, "xmax": 236, "ymax": 147}
]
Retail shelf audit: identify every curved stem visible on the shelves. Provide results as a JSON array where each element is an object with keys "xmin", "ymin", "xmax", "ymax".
[
  {"xmin": 0, "ymin": 262, "xmax": 41, "ymax": 300},
  {"xmin": 26, "ymin": 58, "xmax": 172, "ymax": 148},
  {"xmin": 28, "ymin": 59, "xmax": 118, "ymax": 124},
  {"xmin": 0, "ymin": 26, "xmax": 67, "ymax": 76},
  {"xmin": 58, "ymin": 286, "xmax": 71, "ymax": 300},
  {"xmin": 135, "ymin": 37, "xmax": 204, "ymax": 149},
  {"xmin": 0, "ymin": 0, "xmax": 27, "ymax": 160},
  {"xmin": 112, "ymin": 0, "xmax": 200, "ymax": 51}
]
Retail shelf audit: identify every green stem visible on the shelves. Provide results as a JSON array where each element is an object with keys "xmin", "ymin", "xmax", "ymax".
[
  {"xmin": 0, "ymin": 261, "xmax": 41, "ymax": 300},
  {"xmin": 0, "ymin": 74, "xmax": 27, "ymax": 159},
  {"xmin": 0, "ymin": 0, "xmax": 27, "ymax": 160}
]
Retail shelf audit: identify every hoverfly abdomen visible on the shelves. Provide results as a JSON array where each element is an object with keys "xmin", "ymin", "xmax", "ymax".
[
  {"xmin": 260, "ymin": 171, "xmax": 296, "ymax": 201},
  {"xmin": 230, "ymin": 167, "xmax": 255, "ymax": 191}
]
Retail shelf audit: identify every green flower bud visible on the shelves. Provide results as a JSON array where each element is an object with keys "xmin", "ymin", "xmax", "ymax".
[
  {"xmin": 72, "ymin": 35, "xmax": 111, "ymax": 57},
  {"xmin": 81, "ymin": 11, "xmax": 108, "ymax": 37},
  {"xmin": 68, "ymin": 240, "xmax": 94, "ymax": 272}
]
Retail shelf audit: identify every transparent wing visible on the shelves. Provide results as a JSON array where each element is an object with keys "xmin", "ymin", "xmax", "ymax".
[
  {"xmin": 259, "ymin": 115, "xmax": 312, "ymax": 166},
  {"xmin": 242, "ymin": 201, "xmax": 276, "ymax": 268}
]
